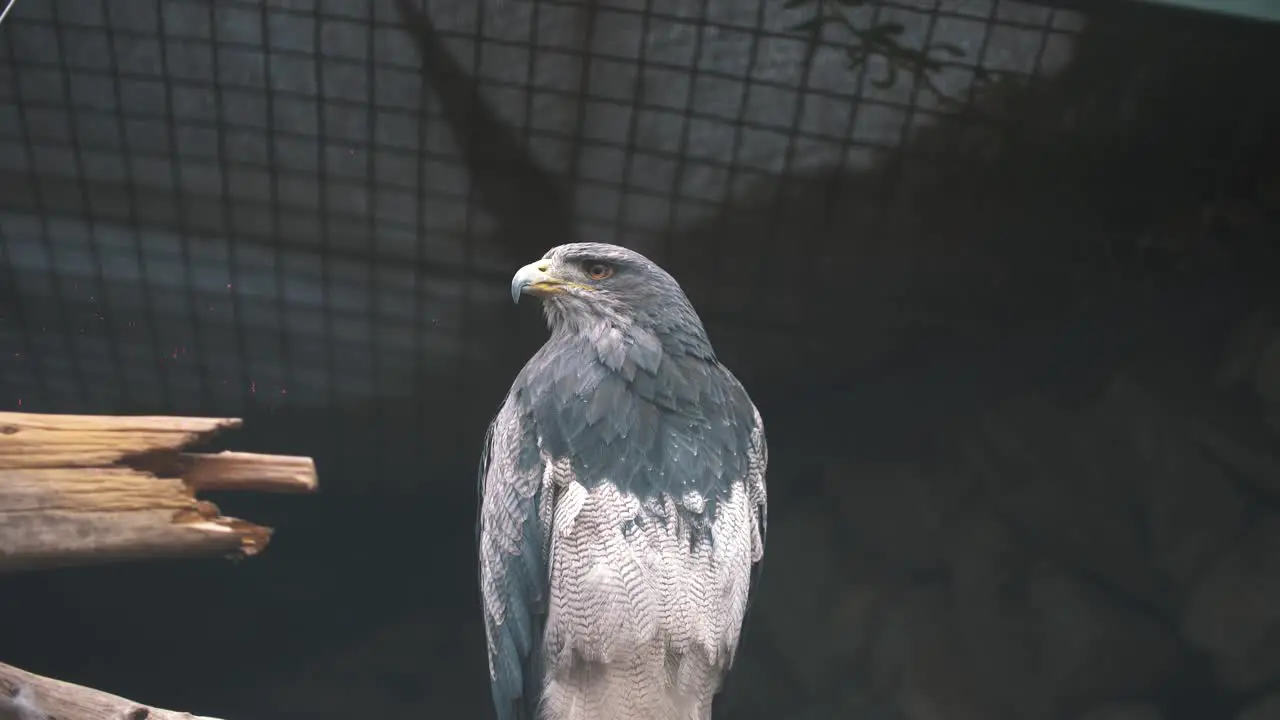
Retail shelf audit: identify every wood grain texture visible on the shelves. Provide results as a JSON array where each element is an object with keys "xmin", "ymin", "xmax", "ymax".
[
  {"xmin": 0, "ymin": 661, "xmax": 226, "ymax": 720},
  {"xmin": 0, "ymin": 411, "xmax": 318, "ymax": 574}
]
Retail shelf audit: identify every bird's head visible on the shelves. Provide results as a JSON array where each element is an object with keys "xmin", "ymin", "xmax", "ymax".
[{"xmin": 510, "ymin": 243, "xmax": 710, "ymax": 351}]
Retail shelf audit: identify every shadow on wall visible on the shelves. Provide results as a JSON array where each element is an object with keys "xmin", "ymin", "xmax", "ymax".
[{"xmin": 2, "ymin": 2, "xmax": 1280, "ymax": 720}]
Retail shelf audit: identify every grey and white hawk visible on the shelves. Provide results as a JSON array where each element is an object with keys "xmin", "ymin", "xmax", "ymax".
[{"xmin": 477, "ymin": 243, "xmax": 768, "ymax": 720}]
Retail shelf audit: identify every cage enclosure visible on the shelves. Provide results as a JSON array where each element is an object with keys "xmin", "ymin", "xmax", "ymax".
[{"xmin": 1, "ymin": 0, "xmax": 1278, "ymax": 718}]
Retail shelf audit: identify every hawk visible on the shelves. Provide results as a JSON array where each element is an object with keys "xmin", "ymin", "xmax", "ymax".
[{"xmin": 478, "ymin": 243, "xmax": 768, "ymax": 720}]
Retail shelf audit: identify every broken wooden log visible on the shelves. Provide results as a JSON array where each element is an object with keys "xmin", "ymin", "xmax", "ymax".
[
  {"xmin": 0, "ymin": 411, "xmax": 318, "ymax": 574},
  {"xmin": 0, "ymin": 660, "xmax": 226, "ymax": 720}
]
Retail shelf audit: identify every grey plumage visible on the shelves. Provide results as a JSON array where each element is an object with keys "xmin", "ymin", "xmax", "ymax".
[{"xmin": 479, "ymin": 243, "xmax": 768, "ymax": 720}]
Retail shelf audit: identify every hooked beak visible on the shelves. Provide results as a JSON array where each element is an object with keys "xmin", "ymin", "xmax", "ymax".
[{"xmin": 510, "ymin": 260, "xmax": 562, "ymax": 304}]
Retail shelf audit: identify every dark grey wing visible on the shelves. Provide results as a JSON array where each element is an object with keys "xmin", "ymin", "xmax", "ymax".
[
  {"xmin": 721, "ymin": 401, "xmax": 769, "ymax": 693},
  {"xmin": 746, "ymin": 403, "xmax": 768, "ymax": 599},
  {"xmin": 477, "ymin": 397, "xmax": 549, "ymax": 720}
]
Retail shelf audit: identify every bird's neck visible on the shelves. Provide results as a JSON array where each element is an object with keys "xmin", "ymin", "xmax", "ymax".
[{"xmin": 545, "ymin": 315, "xmax": 716, "ymax": 370}]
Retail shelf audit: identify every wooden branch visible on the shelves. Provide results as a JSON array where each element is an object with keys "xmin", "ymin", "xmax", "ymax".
[
  {"xmin": 179, "ymin": 452, "xmax": 318, "ymax": 493},
  {"xmin": 0, "ymin": 660, "xmax": 226, "ymax": 720},
  {"xmin": 0, "ymin": 411, "xmax": 319, "ymax": 574}
]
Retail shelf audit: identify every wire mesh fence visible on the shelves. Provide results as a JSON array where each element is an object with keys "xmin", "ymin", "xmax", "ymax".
[
  {"xmin": 0, "ymin": 0, "xmax": 1080, "ymax": 416},
  {"xmin": 0, "ymin": 0, "xmax": 1122, "ymax": 504},
  {"xmin": 0, "ymin": 0, "xmax": 1276, "ymax": 537}
]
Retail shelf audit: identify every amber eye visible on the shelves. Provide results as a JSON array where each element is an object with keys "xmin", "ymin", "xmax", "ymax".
[{"xmin": 585, "ymin": 262, "xmax": 614, "ymax": 281}]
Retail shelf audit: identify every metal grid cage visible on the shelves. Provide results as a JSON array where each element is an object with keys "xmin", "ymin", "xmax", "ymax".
[
  {"xmin": 0, "ymin": 0, "xmax": 1087, "ymax": 413},
  {"xmin": 2, "ymin": 0, "xmax": 1278, "ymax": 523},
  {"xmin": 0, "ymin": 0, "xmax": 1128, "ymax": 491}
]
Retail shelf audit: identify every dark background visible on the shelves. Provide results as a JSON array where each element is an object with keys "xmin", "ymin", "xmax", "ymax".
[{"xmin": 1, "ymin": 0, "xmax": 1279, "ymax": 718}]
